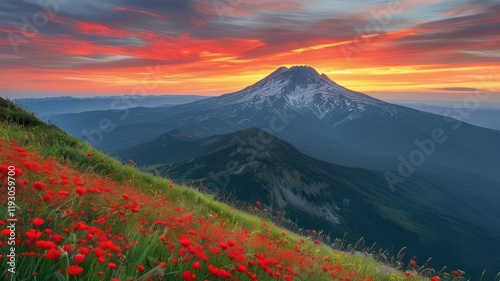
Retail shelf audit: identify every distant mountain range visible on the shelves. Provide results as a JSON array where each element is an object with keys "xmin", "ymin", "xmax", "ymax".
[
  {"xmin": 51, "ymin": 66, "xmax": 500, "ymax": 184},
  {"xmin": 394, "ymin": 103, "xmax": 500, "ymax": 131},
  {"xmin": 15, "ymin": 95, "xmax": 209, "ymax": 117}
]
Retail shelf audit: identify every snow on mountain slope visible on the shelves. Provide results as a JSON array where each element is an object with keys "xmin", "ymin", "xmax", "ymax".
[{"xmin": 208, "ymin": 65, "xmax": 387, "ymax": 120}]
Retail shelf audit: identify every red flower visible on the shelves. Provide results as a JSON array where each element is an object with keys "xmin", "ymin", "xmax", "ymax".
[
  {"xmin": 137, "ymin": 265, "xmax": 145, "ymax": 272},
  {"xmin": 63, "ymin": 244, "xmax": 72, "ymax": 252},
  {"xmin": 58, "ymin": 191, "xmax": 70, "ymax": 196},
  {"xmin": 75, "ymin": 187, "xmax": 86, "ymax": 196},
  {"xmin": 94, "ymin": 247, "xmax": 105, "ymax": 257},
  {"xmin": 192, "ymin": 261, "xmax": 201, "ymax": 270},
  {"xmin": 410, "ymin": 260, "xmax": 417, "ymax": 266},
  {"xmin": 74, "ymin": 254, "xmax": 85, "ymax": 264},
  {"xmin": 237, "ymin": 264, "xmax": 248, "ymax": 273},
  {"xmin": 87, "ymin": 152, "xmax": 93, "ymax": 157},
  {"xmin": 430, "ymin": 277, "xmax": 440, "ymax": 281},
  {"xmin": 51, "ymin": 234, "xmax": 63, "ymax": 244},
  {"xmin": 32, "ymin": 218, "xmax": 44, "ymax": 227},
  {"xmin": 169, "ymin": 183, "xmax": 174, "ymax": 188},
  {"xmin": 67, "ymin": 265, "xmax": 83, "ymax": 276},
  {"xmin": 26, "ymin": 229, "xmax": 42, "ymax": 241},
  {"xmin": 182, "ymin": 270, "xmax": 196, "ymax": 281},
  {"xmin": 36, "ymin": 240, "xmax": 56, "ymax": 249},
  {"xmin": 45, "ymin": 248, "xmax": 61, "ymax": 260},
  {"xmin": 180, "ymin": 237, "xmax": 191, "ymax": 247},
  {"xmin": 79, "ymin": 247, "xmax": 91, "ymax": 255},
  {"xmin": 108, "ymin": 262, "xmax": 117, "ymax": 269},
  {"xmin": 33, "ymin": 182, "xmax": 45, "ymax": 191},
  {"xmin": 219, "ymin": 241, "xmax": 228, "ymax": 250},
  {"xmin": 1, "ymin": 229, "xmax": 11, "ymax": 237}
]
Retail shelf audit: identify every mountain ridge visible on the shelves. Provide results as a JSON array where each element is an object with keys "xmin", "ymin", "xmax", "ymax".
[
  {"xmin": 124, "ymin": 127, "xmax": 500, "ymax": 278},
  {"xmin": 48, "ymin": 66, "xmax": 500, "ymax": 184}
]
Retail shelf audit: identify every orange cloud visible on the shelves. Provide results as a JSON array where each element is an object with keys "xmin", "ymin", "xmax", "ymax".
[{"xmin": 1, "ymin": 1, "xmax": 499, "ymax": 101}]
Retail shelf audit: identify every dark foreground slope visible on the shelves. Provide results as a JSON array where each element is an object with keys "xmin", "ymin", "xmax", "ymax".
[{"xmin": 123, "ymin": 127, "xmax": 500, "ymax": 278}]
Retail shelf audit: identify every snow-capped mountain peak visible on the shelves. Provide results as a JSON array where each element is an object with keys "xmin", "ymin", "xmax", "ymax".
[{"xmin": 219, "ymin": 66, "xmax": 382, "ymax": 119}]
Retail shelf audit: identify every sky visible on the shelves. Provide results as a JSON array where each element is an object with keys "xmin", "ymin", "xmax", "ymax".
[{"xmin": 0, "ymin": 0, "xmax": 499, "ymax": 101}]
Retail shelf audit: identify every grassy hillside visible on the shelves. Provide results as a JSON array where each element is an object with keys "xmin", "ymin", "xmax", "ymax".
[{"xmin": 0, "ymin": 97, "xmax": 448, "ymax": 281}]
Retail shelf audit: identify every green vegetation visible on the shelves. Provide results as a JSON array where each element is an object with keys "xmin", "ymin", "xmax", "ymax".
[{"xmin": 0, "ymin": 97, "xmax": 443, "ymax": 280}]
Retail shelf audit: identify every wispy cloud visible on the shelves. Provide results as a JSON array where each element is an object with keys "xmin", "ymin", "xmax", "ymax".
[{"xmin": 0, "ymin": 0, "xmax": 499, "ymax": 99}]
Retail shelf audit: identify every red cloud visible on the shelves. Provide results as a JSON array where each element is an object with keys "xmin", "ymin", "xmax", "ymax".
[
  {"xmin": 76, "ymin": 21, "xmax": 118, "ymax": 37},
  {"xmin": 115, "ymin": 6, "xmax": 168, "ymax": 19}
]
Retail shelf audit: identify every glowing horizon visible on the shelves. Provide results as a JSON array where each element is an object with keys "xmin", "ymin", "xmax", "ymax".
[{"xmin": 1, "ymin": 0, "xmax": 499, "ymax": 101}]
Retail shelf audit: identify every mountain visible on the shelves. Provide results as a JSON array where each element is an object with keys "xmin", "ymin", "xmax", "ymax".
[
  {"xmin": 53, "ymin": 66, "xmax": 500, "ymax": 184},
  {"xmin": 394, "ymin": 103, "xmax": 500, "ymax": 131},
  {"xmin": 16, "ymin": 95, "xmax": 209, "ymax": 118},
  {"xmin": 123, "ymin": 127, "xmax": 500, "ymax": 278}
]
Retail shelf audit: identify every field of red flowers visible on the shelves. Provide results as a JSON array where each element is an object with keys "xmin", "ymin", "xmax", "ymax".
[{"xmin": 0, "ymin": 134, "xmax": 391, "ymax": 281}]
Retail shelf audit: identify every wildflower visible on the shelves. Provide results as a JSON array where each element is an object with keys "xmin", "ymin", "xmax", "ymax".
[
  {"xmin": 1, "ymin": 229, "xmax": 12, "ymax": 237},
  {"xmin": 26, "ymin": 229, "xmax": 42, "ymax": 241},
  {"xmin": 75, "ymin": 187, "xmax": 86, "ymax": 196},
  {"xmin": 79, "ymin": 247, "xmax": 91, "ymax": 255},
  {"xmin": 219, "ymin": 241, "xmax": 229, "ymax": 250},
  {"xmin": 94, "ymin": 248, "xmax": 105, "ymax": 257},
  {"xmin": 180, "ymin": 237, "xmax": 191, "ymax": 247},
  {"xmin": 45, "ymin": 248, "xmax": 61, "ymax": 260},
  {"xmin": 51, "ymin": 234, "xmax": 63, "ymax": 244},
  {"xmin": 237, "ymin": 264, "xmax": 248, "ymax": 273},
  {"xmin": 108, "ymin": 262, "xmax": 117, "ymax": 269},
  {"xmin": 32, "ymin": 218, "xmax": 44, "ymax": 227},
  {"xmin": 137, "ymin": 265, "xmax": 145, "ymax": 272},
  {"xmin": 58, "ymin": 190, "xmax": 70, "ymax": 196},
  {"xmin": 74, "ymin": 254, "xmax": 85, "ymax": 264},
  {"xmin": 63, "ymin": 244, "xmax": 72, "ymax": 252},
  {"xmin": 36, "ymin": 240, "xmax": 56, "ymax": 249},
  {"xmin": 67, "ymin": 265, "xmax": 83, "ymax": 276},
  {"xmin": 33, "ymin": 182, "xmax": 45, "ymax": 191},
  {"xmin": 192, "ymin": 261, "xmax": 201, "ymax": 270},
  {"xmin": 430, "ymin": 277, "xmax": 440, "ymax": 281},
  {"xmin": 87, "ymin": 152, "xmax": 93, "ymax": 157},
  {"xmin": 410, "ymin": 260, "xmax": 417, "ymax": 266},
  {"xmin": 182, "ymin": 270, "xmax": 196, "ymax": 281}
]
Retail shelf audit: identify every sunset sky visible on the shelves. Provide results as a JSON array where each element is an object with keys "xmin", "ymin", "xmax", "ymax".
[{"xmin": 1, "ymin": 0, "xmax": 499, "ymax": 101}]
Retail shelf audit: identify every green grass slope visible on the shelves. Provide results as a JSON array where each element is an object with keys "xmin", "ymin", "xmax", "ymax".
[{"xmin": 0, "ymin": 97, "xmax": 451, "ymax": 281}]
